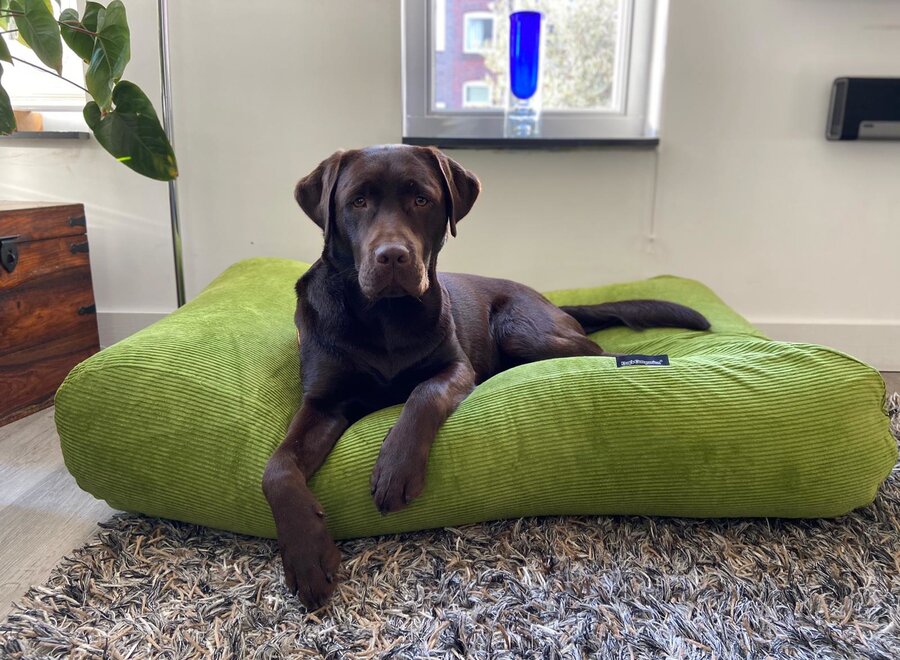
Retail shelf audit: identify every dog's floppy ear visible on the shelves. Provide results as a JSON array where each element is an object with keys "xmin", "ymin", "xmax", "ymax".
[
  {"xmin": 294, "ymin": 150, "xmax": 346, "ymax": 235},
  {"xmin": 426, "ymin": 147, "xmax": 481, "ymax": 237}
]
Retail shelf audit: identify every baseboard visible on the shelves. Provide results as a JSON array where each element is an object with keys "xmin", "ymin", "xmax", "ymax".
[
  {"xmin": 96, "ymin": 313, "xmax": 900, "ymax": 372},
  {"xmin": 96, "ymin": 311, "xmax": 169, "ymax": 348},
  {"xmin": 754, "ymin": 321, "xmax": 900, "ymax": 372}
]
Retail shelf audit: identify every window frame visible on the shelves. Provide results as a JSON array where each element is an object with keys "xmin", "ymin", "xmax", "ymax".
[
  {"xmin": 402, "ymin": 0, "xmax": 664, "ymax": 143},
  {"xmin": 462, "ymin": 11, "xmax": 495, "ymax": 55}
]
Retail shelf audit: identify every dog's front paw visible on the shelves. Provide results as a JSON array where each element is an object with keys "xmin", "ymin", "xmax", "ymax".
[
  {"xmin": 370, "ymin": 428, "xmax": 428, "ymax": 514},
  {"xmin": 276, "ymin": 504, "xmax": 342, "ymax": 610}
]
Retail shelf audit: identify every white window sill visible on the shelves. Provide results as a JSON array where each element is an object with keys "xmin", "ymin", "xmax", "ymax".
[
  {"xmin": 1, "ymin": 130, "xmax": 90, "ymax": 140},
  {"xmin": 0, "ymin": 110, "xmax": 89, "ymax": 140},
  {"xmin": 402, "ymin": 136, "xmax": 660, "ymax": 150}
]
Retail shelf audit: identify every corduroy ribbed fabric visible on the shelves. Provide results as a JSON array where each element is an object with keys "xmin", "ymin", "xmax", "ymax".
[{"xmin": 55, "ymin": 258, "xmax": 896, "ymax": 540}]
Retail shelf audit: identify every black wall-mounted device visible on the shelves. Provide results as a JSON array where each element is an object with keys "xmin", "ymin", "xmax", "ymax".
[{"xmin": 826, "ymin": 77, "xmax": 900, "ymax": 140}]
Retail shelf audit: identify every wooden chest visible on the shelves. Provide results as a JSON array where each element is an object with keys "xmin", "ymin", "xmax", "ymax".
[{"xmin": 0, "ymin": 202, "xmax": 100, "ymax": 426}]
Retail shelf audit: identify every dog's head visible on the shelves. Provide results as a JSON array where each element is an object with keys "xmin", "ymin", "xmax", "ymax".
[{"xmin": 295, "ymin": 145, "xmax": 480, "ymax": 301}]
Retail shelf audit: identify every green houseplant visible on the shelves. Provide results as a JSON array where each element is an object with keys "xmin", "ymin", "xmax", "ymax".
[{"xmin": 0, "ymin": 0, "xmax": 177, "ymax": 181}]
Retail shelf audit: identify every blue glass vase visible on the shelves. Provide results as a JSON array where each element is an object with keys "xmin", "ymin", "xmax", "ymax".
[{"xmin": 505, "ymin": 11, "xmax": 542, "ymax": 138}]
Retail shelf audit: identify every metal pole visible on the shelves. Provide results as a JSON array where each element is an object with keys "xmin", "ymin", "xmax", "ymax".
[{"xmin": 158, "ymin": 0, "xmax": 186, "ymax": 307}]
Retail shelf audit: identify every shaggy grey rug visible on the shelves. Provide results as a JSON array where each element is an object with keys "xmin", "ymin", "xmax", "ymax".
[{"xmin": 2, "ymin": 394, "xmax": 899, "ymax": 659}]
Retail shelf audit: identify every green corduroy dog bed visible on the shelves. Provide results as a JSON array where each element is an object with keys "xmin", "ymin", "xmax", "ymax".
[{"xmin": 55, "ymin": 258, "xmax": 896, "ymax": 540}]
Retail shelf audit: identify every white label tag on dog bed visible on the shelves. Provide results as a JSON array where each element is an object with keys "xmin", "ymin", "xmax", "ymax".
[{"xmin": 616, "ymin": 354, "xmax": 670, "ymax": 367}]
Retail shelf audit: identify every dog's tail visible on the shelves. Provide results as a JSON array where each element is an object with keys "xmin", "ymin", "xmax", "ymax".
[{"xmin": 559, "ymin": 300, "xmax": 711, "ymax": 334}]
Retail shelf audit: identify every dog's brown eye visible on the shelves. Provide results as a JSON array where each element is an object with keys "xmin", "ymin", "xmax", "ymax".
[
  {"xmin": 414, "ymin": 195, "xmax": 428, "ymax": 207},
  {"xmin": 352, "ymin": 197, "xmax": 366, "ymax": 208}
]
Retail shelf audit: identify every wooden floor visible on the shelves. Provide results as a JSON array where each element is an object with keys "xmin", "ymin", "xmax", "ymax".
[
  {"xmin": 1, "ymin": 373, "xmax": 899, "ymax": 619},
  {"xmin": 0, "ymin": 408, "xmax": 113, "ymax": 619},
  {"xmin": 887, "ymin": 372, "xmax": 900, "ymax": 397}
]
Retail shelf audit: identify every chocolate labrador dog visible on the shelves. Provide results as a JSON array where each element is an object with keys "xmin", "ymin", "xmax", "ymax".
[{"xmin": 263, "ymin": 144, "xmax": 709, "ymax": 608}]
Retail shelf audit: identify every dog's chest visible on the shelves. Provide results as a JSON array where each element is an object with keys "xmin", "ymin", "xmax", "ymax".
[
  {"xmin": 353, "ymin": 339, "xmax": 441, "ymax": 387},
  {"xmin": 299, "ymin": 276, "xmax": 452, "ymax": 403},
  {"xmin": 344, "ymin": 308, "xmax": 445, "ymax": 377},
  {"xmin": 332, "ymin": 355, "xmax": 442, "ymax": 417},
  {"xmin": 304, "ymin": 315, "xmax": 445, "ymax": 397}
]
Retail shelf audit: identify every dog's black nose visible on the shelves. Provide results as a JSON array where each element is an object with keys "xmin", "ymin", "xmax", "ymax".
[{"xmin": 374, "ymin": 244, "xmax": 410, "ymax": 266}]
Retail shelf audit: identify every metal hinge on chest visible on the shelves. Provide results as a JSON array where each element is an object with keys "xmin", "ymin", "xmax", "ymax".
[{"xmin": 0, "ymin": 235, "xmax": 19, "ymax": 274}]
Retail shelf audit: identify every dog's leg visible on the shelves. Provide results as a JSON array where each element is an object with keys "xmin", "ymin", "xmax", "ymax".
[
  {"xmin": 500, "ymin": 330, "xmax": 611, "ymax": 360},
  {"xmin": 370, "ymin": 360, "xmax": 475, "ymax": 513},
  {"xmin": 262, "ymin": 403, "xmax": 349, "ymax": 609},
  {"xmin": 495, "ymin": 299, "xmax": 616, "ymax": 361}
]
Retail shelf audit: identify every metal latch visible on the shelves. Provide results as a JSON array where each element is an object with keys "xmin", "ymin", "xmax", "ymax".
[{"xmin": 0, "ymin": 235, "xmax": 19, "ymax": 274}]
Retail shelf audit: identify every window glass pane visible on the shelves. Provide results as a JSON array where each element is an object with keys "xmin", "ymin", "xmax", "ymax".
[
  {"xmin": 2, "ymin": 0, "xmax": 86, "ymax": 110},
  {"xmin": 432, "ymin": 0, "xmax": 623, "ymax": 112}
]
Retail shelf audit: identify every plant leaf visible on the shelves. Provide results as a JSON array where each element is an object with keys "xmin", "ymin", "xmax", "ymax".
[
  {"xmin": 0, "ymin": 0, "xmax": 8, "ymax": 30},
  {"xmin": 59, "ymin": 7, "xmax": 94, "ymax": 63},
  {"xmin": 85, "ymin": 0, "xmax": 129, "ymax": 110},
  {"xmin": 81, "ymin": 1, "xmax": 105, "ymax": 33},
  {"xmin": 9, "ymin": 0, "xmax": 62, "ymax": 74},
  {"xmin": 0, "ymin": 63, "xmax": 16, "ymax": 134},
  {"xmin": 0, "ymin": 34, "xmax": 11, "ymax": 63},
  {"xmin": 84, "ymin": 81, "xmax": 178, "ymax": 181}
]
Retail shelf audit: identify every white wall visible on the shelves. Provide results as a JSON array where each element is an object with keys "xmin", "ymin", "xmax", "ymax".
[
  {"xmin": 654, "ymin": 0, "xmax": 900, "ymax": 368},
  {"xmin": 166, "ymin": 1, "xmax": 403, "ymax": 299},
  {"xmin": 3, "ymin": 1, "xmax": 898, "ymax": 368}
]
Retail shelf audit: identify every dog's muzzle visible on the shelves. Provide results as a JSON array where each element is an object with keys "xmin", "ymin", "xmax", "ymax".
[{"xmin": 359, "ymin": 243, "xmax": 428, "ymax": 300}]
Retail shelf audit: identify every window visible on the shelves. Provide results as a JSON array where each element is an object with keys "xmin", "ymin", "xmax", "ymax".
[
  {"xmin": 463, "ymin": 12, "xmax": 495, "ymax": 54},
  {"xmin": 2, "ymin": 0, "xmax": 85, "ymax": 111},
  {"xmin": 403, "ymin": 0, "xmax": 666, "ymax": 143},
  {"xmin": 462, "ymin": 81, "xmax": 492, "ymax": 107}
]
